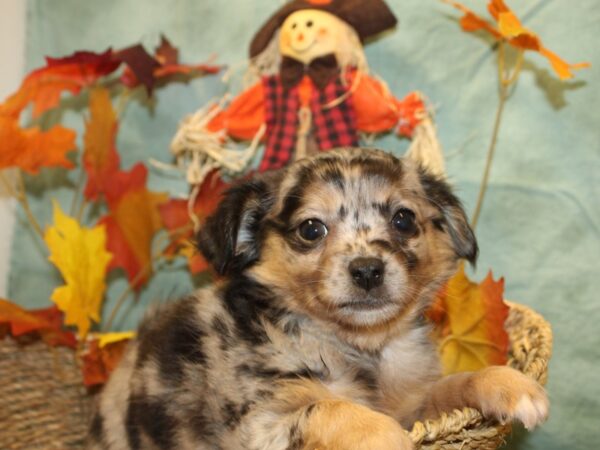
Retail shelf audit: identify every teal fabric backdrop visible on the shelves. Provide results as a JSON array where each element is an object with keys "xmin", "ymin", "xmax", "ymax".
[{"xmin": 9, "ymin": 0, "xmax": 599, "ymax": 448}]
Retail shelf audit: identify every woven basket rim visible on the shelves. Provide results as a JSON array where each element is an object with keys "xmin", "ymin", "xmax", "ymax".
[{"xmin": 408, "ymin": 300, "xmax": 553, "ymax": 446}]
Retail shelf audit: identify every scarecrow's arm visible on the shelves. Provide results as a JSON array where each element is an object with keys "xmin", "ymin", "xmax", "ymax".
[
  {"xmin": 169, "ymin": 82, "xmax": 266, "ymax": 185},
  {"xmin": 351, "ymin": 73, "xmax": 426, "ymax": 138},
  {"xmin": 206, "ymin": 82, "xmax": 266, "ymax": 140}
]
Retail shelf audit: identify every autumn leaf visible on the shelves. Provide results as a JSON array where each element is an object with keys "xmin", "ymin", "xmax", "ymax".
[
  {"xmin": 99, "ymin": 164, "xmax": 168, "ymax": 288},
  {"xmin": 153, "ymin": 35, "xmax": 220, "ymax": 79},
  {"xmin": 45, "ymin": 201, "xmax": 113, "ymax": 338},
  {"xmin": 29, "ymin": 305, "xmax": 79, "ymax": 347},
  {"xmin": 97, "ymin": 331, "xmax": 135, "ymax": 348},
  {"xmin": 178, "ymin": 241, "xmax": 211, "ymax": 274},
  {"xmin": 0, "ymin": 116, "xmax": 76, "ymax": 173},
  {"xmin": 0, "ymin": 298, "xmax": 50, "ymax": 335},
  {"xmin": 114, "ymin": 44, "xmax": 162, "ymax": 93},
  {"xmin": 81, "ymin": 335, "xmax": 132, "ymax": 387},
  {"xmin": 395, "ymin": 92, "xmax": 426, "ymax": 137},
  {"xmin": 83, "ymin": 87, "xmax": 120, "ymax": 200},
  {"xmin": 442, "ymin": 0, "xmax": 590, "ymax": 80},
  {"xmin": 428, "ymin": 265, "xmax": 509, "ymax": 375},
  {"xmin": 0, "ymin": 299, "xmax": 77, "ymax": 348},
  {"xmin": 0, "ymin": 49, "xmax": 120, "ymax": 119},
  {"xmin": 158, "ymin": 171, "xmax": 227, "ymax": 274},
  {"xmin": 119, "ymin": 36, "xmax": 220, "ymax": 91}
]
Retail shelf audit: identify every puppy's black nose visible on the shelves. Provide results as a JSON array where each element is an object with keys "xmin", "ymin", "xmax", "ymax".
[{"xmin": 348, "ymin": 257, "xmax": 385, "ymax": 291}]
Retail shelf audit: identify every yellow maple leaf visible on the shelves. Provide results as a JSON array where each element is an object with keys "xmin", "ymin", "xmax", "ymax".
[
  {"xmin": 44, "ymin": 201, "xmax": 112, "ymax": 338},
  {"xmin": 95, "ymin": 331, "xmax": 136, "ymax": 348}
]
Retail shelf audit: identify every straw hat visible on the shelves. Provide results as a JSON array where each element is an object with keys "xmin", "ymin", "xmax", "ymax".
[{"xmin": 249, "ymin": 0, "xmax": 398, "ymax": 57}]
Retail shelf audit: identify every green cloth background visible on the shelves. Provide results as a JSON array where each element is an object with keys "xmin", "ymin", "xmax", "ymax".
[{"xmin": 9, "ymin": 0, "xmax": 599, "ymax": 448}]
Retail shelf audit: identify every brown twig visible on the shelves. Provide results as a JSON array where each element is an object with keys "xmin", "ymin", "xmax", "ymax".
[
  {"xmin": 101, "ymin": 223, "xmax": 196, "ymax": 331},
  {"xmin": 0, "ymin": 170, "xmax": 19, "ymax": 198},
  {"xmin": 72, "ymin": 108, "xmax": 93, "ymax": 221},
  {"xmin": 115, "ymin": 88, "xmax": 132, "ymax": 119},
  {"xmin": 1, "ymin": 169, "xmax": 46, "ymax": 239},
  {"xmin": 101, "ymin": 258, "xmax": 156, "ymax": 332},
  {"xmin": 70, "ymin": 167, "xmax": 87, "ymax": 218},
  {"xmin": 470, "ymin": 44, "xmax": 524, "ymax": 230}
]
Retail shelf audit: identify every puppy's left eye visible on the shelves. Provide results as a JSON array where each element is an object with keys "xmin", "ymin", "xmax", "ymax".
[
  {"xmin": 298, "ymin": 219, "xmax": 328, "ymax": 241},
  {"xmin": 392, "ymin": 208, "xmax": 417, "ymax": 235}
]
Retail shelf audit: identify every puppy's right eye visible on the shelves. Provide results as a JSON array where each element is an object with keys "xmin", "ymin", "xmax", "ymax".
[
  {"xmin": 298, "ymin": 219, "xmax": 328, "ymax": 241},
  {"xmin": 392, "ymin": 208, "xmax": 417, "ymax": 236}
]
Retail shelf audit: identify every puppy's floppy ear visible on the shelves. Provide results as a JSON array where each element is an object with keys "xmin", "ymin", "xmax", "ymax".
[
  {"xmin": 197, "ymin": 171, "xmax": 283, "ymax": 275},
  {"xmin": 418, "ymin": 168, "xmax": 478, "ymax": 265}
]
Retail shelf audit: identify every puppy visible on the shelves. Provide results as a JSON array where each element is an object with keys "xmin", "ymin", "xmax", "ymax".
[{"xmin": 88, "ymin": 148, "xmax": 548, "ymax": 450}]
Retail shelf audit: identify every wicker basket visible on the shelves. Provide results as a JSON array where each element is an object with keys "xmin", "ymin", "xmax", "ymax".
[{"xmin": 0, "ymin": 301, "xmax": 552, "ymax": 450}]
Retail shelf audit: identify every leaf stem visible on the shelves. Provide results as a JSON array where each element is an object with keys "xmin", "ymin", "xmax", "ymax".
[
  {"xmin": 503, "ymin": 50, "xmax": 525, "ymax": 87},
  {"xmin": 101, "ymin": 223, "xmax": 196, "ymax": 331},
  {"xmin": 115, "ymin": 88, "xmax": 131, "ymax": 119},
  {"xmin": 17, "ymin": 172, "xmax": 46, "ymax": 239},
  {"xmin": 101, "ymin": 257, "xmax": 156, "ymax": 332},
  {"xmin": 470, "ymin": 45, "xmax": 524, "ymax": 230},
  {"xmin": 2, "ymin": 169, "xmax": 46, "ymax": 240},
  {"xmin": 0, "ymin": 170, "xmax": 19, "ymax": 198},
  {"xmin": 70, "ymin": 167, "xmax": 87, "ymax": 218}
]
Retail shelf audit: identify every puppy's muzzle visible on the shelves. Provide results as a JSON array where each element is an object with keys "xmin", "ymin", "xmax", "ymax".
[{"xmin": 348, "ymin": 257, "xmax": 385, "ymax": 291}]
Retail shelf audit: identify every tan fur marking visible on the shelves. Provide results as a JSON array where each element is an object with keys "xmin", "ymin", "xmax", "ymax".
[
  {"xmin": 301, "ymin": 400, "xmax": 413, "ymax": 450},
  {"xmin": 420, "ymin": 366, "xmax": 548, "ymax": 429}
]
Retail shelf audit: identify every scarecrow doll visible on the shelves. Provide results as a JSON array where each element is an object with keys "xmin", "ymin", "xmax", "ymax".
[{"xmin": 171, "ymin": 0, "xmax": 444, "ymax": 184}]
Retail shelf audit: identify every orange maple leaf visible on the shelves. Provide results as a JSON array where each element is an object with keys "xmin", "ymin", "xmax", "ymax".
[
  {"xmin": 99, "ymin": 164, "xmax": 168, "ymax": 288},
  {"xmin": 159, "ymin": 171, "xmax": 227, "ymax": 274},
  {"xmin": 443, "ymin": 0, "xmax": 590, "ymax": 80},
  {"xmin": 0, "ymin": 299, "xmax": 77, "ymax": 348},
  {"xmin": 428, "ymin": 265, "xmax": 509, "ymax": 375},
  {"xmin": 0, "ymin": 116, "xmax": 76, "ymax": 173},
  {"xmin": 0, "ymin": 49, "xmax": 120, "ymax": 119},
  {"xmin": 83, "ymin": 87, "xmax": 120, "ymax": 200}
]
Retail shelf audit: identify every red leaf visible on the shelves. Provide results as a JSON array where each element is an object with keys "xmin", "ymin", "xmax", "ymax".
[
  {"xmin": 81, "ymin": 338, "xmax": 130, "ymax": 387},
  {"xmin": 0, "ymin": 299, "xmax": 76, "ymax": 348},
  {"xmin": 159, "ymin": 172, "xmax": 227, "ymax": 274},
  {"xmin": 103, "ymin": 162, "xmax": 149, "ymax": 207},
  {"xmin": 99, "ymin": 164, "xmax": 168, "ymax": 288},
  {"xmin": 114, "ymin": 44, "xmax": 161, "ymax": 92},
  {"xmin": 119, "ymin": 36, "xmax": 220, "ymax": 91},
  {"xmin": 155, "ymin": 35, "xmax": 179, "ymax": 65},
  {"xmin": 0, "ymin": 49, "xmax": 120, "ymax": 118},
  {"xmin": 30, "ymin": 306, "xmax": 78, "ymax": 348},
  {"xmin": 188, "ymin": 252, "xmax": 211, "ymax": 274}
]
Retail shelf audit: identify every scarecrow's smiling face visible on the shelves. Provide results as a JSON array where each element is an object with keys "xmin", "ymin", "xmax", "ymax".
[{"xmin": 279, "ymin": 9, "xmax": 344, "ymax": 64}]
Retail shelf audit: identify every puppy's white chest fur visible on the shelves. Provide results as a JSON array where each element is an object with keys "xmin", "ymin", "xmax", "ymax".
[
  {"xmin": 378, "ymin": 327, "xmax": 441, "ymax": 425},
  {"xmin": 264, "ymin": 314, "xmax": 440, "ymax": 427}
]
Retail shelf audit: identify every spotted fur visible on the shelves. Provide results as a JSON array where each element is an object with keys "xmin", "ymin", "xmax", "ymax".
[{"xmin": 88, "ymin": 148, "xmax": 547, "ymax": 450}]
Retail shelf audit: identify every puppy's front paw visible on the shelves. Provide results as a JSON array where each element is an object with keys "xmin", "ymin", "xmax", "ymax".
[
  {"xmin": 469, "ymin": 366, "xmax": 549, "ymax": 430},
  {"xmin": 302, "ymin": 400, "xmax": 413, "ymax": 450}
]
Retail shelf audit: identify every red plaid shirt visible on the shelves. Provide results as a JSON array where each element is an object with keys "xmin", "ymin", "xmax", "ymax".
[{"xmin": 259, "ymin": 74, "xmax": 359, "ymax": 171}]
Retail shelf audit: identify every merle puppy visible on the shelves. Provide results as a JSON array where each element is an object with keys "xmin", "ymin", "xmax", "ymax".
[{"xmin": 88, "ymin": 148, "xmax": 548, "ymax": 450}]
